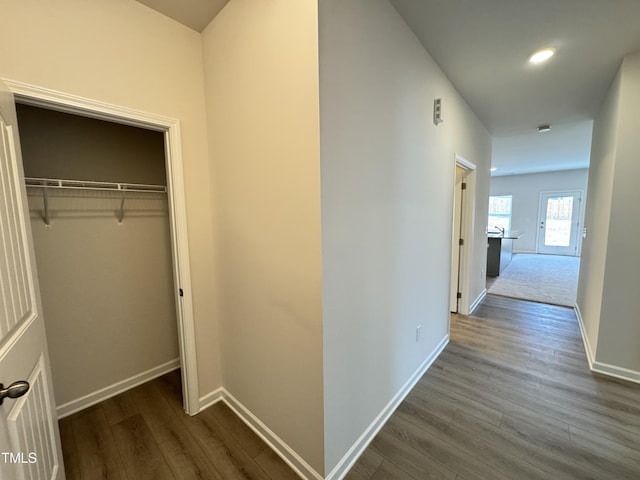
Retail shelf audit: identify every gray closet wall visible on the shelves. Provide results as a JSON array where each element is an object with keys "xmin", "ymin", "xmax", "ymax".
[{"xmin": 17, "ymin": 104, "xmax": 179, "ymax": 411}]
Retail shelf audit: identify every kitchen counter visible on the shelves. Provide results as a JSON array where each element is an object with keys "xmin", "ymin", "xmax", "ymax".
[
  {"xmin": 487, "ymin": 230, "xmax": 522, "ymax": 276},
  {"xmin": 487, "ymin": 230, "xmax": 523, "ymax": 239}
]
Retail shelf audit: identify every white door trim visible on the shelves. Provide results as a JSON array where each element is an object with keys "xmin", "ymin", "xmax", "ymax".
[
  {"xmin": 451, "ymin": 154, "xmax": 477, "ymax": 316},
  {"xmin": 1, "ymin": 79, "xmax": 200, "ymax": 415}
]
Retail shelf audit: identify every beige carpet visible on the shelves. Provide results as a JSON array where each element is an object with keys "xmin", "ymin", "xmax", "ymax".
[{"xmin": 487, "ymin": 253, "xmax": 580, "ymax": 307}]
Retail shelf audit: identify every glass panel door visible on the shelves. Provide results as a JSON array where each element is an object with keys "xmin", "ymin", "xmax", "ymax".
[{"xmin": 537, "ymin": 191, "xmax": 582, "ymax": 255}]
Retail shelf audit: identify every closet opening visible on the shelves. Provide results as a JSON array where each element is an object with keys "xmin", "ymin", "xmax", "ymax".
[{"xmin": 9, "ymin": 85, "xmax": 199, "ymax": 417}]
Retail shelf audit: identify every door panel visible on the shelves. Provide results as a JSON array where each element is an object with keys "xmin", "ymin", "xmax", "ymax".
[
  {"xmin": 450, "ymin": 167, "xmax": 464, "ymax": 312},
  {"xmin": 0, "ymin": 82, "xmax": 64, "ymax": 480},
  {"xmin": 537, "ymin": 191, "xmax": 581, "ymax": 256},
  {"xmin": 0, "ymin": 121, "xmax": 34, "ymax": 346}
]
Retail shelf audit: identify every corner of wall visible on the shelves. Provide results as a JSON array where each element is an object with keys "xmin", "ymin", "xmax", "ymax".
[
  {"xmin": 324, "ymin": 335, "xmax": 449, "ymax": 480},
  {"xmin": 574, "ymin": 304, "xmax": 595, "ymax": 368},
  {"xmin": 200, "ymin": 0, "xmax": 324, "ymax": 474}
]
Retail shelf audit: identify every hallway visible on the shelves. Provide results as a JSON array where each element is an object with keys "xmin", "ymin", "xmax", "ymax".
[{"xmin": 347, "ymin": 295, "xmax": 640, "ymax": 479}]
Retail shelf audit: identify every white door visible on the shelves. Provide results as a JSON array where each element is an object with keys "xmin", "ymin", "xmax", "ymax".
[
  {"xmin": 537, "ymin": 191, "xmax": 582, "ymax": 256},
  {"xmin": 450, "ymin": 167, "xmax": 464, "ymax": 312},
  {"xmin": 0, "ymin": 81, "xmax": 65, "ymax": 479}
]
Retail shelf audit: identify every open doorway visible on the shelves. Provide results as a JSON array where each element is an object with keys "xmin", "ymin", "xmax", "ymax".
[
  {"xmin": 486, "ymin": 171, "xmax": 586, "ymax": 307},
  {"xmin": 6, "ymin": 80, "xmax": 200, "ymax": 415}
]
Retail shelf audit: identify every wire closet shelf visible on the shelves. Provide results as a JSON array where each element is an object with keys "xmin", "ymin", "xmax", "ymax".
[{"xmin": 25, "ymin": 177, "xmax": 168, "ymax": 226}]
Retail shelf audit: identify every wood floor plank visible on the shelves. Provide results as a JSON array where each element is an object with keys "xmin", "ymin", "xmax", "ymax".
[
  {"xmin": 383, "ymin": 414, "xmax": 512, "ymax": 480},
  {"xmin": 102, "ymin": 390, "xmax": 139, "ymax": 426},
  {"xmin": 130, "ymin": 380, "xmax": 183, "ymax": 444},
  {"xmin": 71, "ymin": 405, "xmax": 129, "ymax": 480},
  {"xmin": 156, "ymin": 369, "xmax": 185, "ymax": 413},
  {"xmin": 368, "ymin": 430, "xmax": 457, "ymax": 480},
  {"xmin": 395, "ymin": 400, "xmax": 555, "ymax": 480},
  {"xmin": 427, "ymin": 341, "xmax": 640, "ymax": 436},
  {"xmin": 253, "ymin": 448, "xmax": 301, "ymax": 480},
  {"xmin": 58, "ymin": 371, "xmax": 299, "ymax": 480},
  {"xmin": 128, "ymin": 378, "xmax": 224, "ymax": 480},
  {"xmin": 568, "ymin": 424, "xmax": 640, "ymax": 471},
  {"xmin": 185, "ymin": 411, "xmax": 270, "ymax": 479},
  {"xmin": 346, "ymin": 294, "xmax": 640, "ymax": 479},
  {"xmin": 203, "ymin": 402, "xmax": 267, "ymax": 459},
  {"xmin": 156, "ymin": 424, "xmax": 224, "ymax": 480},
  {"xmin": 57, "ymin": 370, "xmax": 300, "ymax": 480},
  {"xmin": 58, "ymin": 416, "xmax": 80, "ymax": 480},
  {"xmin": 492, "ymin": 411, "xmax": 640, "ymax": 479},
  {"xmin": 345, "ymin": 448, "xmax": 384, "ymax": 480},
  {"xmin": 370, "ymin": 460, "xmax": 418, "ymax": 480},
  {"xmin": 500, "ymin": 412, "xmax": 571, "ymax": 444},
  {"xmin": 410, "ymin": 377, "xmax": 503, "ymax": 427},
  {"xmin": 451, "ymin": 410, "xmax": 602, "ymax": 480},
  {"xmin": 57, "ymin": 293, "xmax": 640, "ymax": 480},
  {"xmin": 111, "ymin": 414, "xmax": 175, "ymax": 480},
  {"xmin": 444, "ymin": 336, "xmax": 640, "ymax": 412},
  {"xmin": 422, "ymin": 358, "xmax": 640, "ymax": 452}
]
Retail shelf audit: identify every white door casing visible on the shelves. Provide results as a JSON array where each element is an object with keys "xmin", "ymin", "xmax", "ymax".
[
  {"xmin": 450, "ymin": 155, "xmax": 477, "ymax": 316},
  {"xmin": 450, "ymin": 166, "xmax": 464, "ymax": 313},
  {"xmin": 3, "ymin": 78, "xmax": 200, "ymax": 416},
  {"xmin": 537, "ymin": 190, "xmax": 582, "ymax": 256},
  {"xmin": 0, "ymin": 80, "xmax": 65, "ymax": 479}
]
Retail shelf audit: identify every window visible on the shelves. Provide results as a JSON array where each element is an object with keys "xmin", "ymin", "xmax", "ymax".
[{"xmin": 488, "ymin": 195, "xmax": 512, "ymax": 232}]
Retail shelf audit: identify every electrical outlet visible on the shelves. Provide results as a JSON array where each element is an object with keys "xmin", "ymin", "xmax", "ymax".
[
  {"xmin": 416, "ymin": 325, "xmax": 422, "ymax": 342},
  {"xmin": 481, "ymin": 268, "xmax": 485, "ymax": 279}
]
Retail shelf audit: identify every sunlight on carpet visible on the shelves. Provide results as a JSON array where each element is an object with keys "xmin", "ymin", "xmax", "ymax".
[{"xmin": 487, "ymin": 253, "xmax": 580, "ymax": 307}]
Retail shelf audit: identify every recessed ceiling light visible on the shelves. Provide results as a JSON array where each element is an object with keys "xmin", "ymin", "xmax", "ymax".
[
  {"xmin": 490, "ymin": 167, "xmax": 497, "ymax": 172},
  {"xmin": 537, "ymin": 124, "xmax": 552, "ymax": 133},
  {"xmin": 529, "ymin": 48, "xmax": 556, "ymax": 64}
]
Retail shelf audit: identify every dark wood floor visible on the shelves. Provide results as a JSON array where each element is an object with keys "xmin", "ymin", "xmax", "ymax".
[
  {"xmin": 347, "ymin": 294, "xmax": 640, "ymax": 480},
  {"xmin": 61, "ymin": 294, "xmax": 640, "ymax": 480},
  {"xmin": 58, "ymin": 369, "xmax": 299, "ymax": 480}
]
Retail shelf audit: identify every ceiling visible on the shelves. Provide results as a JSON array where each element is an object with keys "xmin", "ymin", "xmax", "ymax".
[
  {"xmin": 136, "ymin": 0, "xmax": 229, "ymax": 32},
  {"xmin": 137, "ymin": 0, "xmax": 640, "ymax": 176},
  {"xmin": 388, "ymin": 0, "xmax": 640, "ymax": 176}
]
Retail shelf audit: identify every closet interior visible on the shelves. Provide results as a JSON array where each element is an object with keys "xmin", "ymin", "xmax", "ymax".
[{"xmin": 16, "ymin": 103, "xmax": 181, "ymax": 417}]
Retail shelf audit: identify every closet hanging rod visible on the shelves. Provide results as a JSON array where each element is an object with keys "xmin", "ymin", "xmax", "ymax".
[{"xmin": 24, "ymin": 177, "xmax": 167, "ymax": 194}]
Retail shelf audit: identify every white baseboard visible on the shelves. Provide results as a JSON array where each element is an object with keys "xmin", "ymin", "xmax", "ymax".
[
  {"xmin": 325, "ymin": 334, "xmax": 450, "ymax": 480},
  {"xmin": 198, "ymin": 386, "xmax": 225, "ymax": 412},
  {"xmin": 57, "ymin": 358, "xmax": 180, "ymax": 419},
  {"xmin": 592, "ymin": 362, "xmax": 640, "ymax": 385},
  {"xmin": 221, "ymin": 391, "xmax": 323, "ymax": 480},
  {"xmin": 469, "ymin": 288, "xmax": 487, "ymax": 315},
  {"xmin": 195, "ymin": 335, "xmax": 450, "ymax": 480},
  {"xmin": 574, "ymin": 305, "xmax": 640, "ymax": 385},
  {"xmin": 574, "ymin": 304, "xmax": 595, "ymax": 369}
]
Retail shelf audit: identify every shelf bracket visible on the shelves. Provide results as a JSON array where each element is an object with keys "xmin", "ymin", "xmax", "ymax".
[
  {"xmin": 41, "ymin": 181, "xmax": 51, "ymax": 227},
  {"xmin": 117, "ymin": 188, "xmax": 126, "ymax": 224}
]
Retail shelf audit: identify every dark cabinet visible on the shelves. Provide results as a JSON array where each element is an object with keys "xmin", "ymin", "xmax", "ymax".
[{"xmin": 487, "ymin": 236, "xmax": 513, "ymax": 276}]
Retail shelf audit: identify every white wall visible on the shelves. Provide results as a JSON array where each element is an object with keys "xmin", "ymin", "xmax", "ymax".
[
  {"xmin": 0, "ymin": 0, "xmax": 221, "ymax": 397},
  {"xmin": 30, "ymin": 214, "xmax": 178, "ymax": 407},
  {"xmin": 20, "ymin": 106, "xmax": 178, "ymax": 407},
  {"xmin": 1, "ymin": 2, "xmax": 499, "ymax": 475},
  {"xmin": 490, "ymin": 169, "xmax": 589, "ymax": 254},
  {"xmin": 593, "ymin": 51, "xmax": 640, "ymax": 373},
  {"xmin": 578, "ymin": 51, "xmax": 640, "ymax": 377},
  {"xmin": 319, "ymin": 0, "xmax": 491, "ymax": 473},
  {"xmin": 201, "ymin": 0, "xmax": 325, "ymax": 474},
  {"xmin": 576, "ymin": 72, "xmax": 620, "ymax": 357}
]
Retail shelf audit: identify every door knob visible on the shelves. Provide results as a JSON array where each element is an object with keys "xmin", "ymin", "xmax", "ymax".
[{"xmin": 0, "ymin": 381, "xmax": 30, "ymax": 405}]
